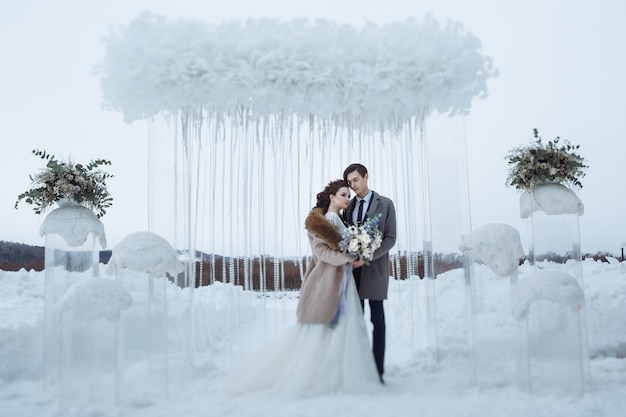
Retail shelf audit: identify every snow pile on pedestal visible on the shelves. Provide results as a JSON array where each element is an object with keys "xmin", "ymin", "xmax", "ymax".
[
  {"xmin": 520, "ymin": 183, "xmax": 584, "ymax": 218},
  {"xmin": 99, "ymin": 13, "xmax": 496, "ymax": 124},
  {"xmin": 459, "ymin": 223, "xmax": 524, "ymax": 277},
  {"xmin": 511, "ymin": 271, "xmax": 585, "ymax": 320},
  {"xmin": 39, "ymin": 206, "xmax": 107, "ymax": 248},
  {"xmin": 60, "ymin": 278, "xmax": 132, "ymax": 321},
  {"xmin": 106, "ymin": 231, "xmax": 184, "ymax": 277}
]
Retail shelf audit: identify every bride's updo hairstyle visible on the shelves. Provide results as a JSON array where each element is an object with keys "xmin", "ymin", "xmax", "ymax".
[{"xmin": 314, "ymin": 179, "xmax": 349, "ymax": 213}]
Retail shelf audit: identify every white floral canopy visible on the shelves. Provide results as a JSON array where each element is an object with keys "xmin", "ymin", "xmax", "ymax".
[{"xmin": 99, "ymin": 13, "xmax": 495, "ymax": 126}]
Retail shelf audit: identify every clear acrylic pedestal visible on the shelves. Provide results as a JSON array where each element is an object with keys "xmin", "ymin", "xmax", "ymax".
[
  {"xmin": 512, "ymin": 271, "xmax": 585, "ymax": 396},
  {"xmin": 459, "ymin": 223, "xmax": 524, "ymax": 387},
  {"xmin": 106, "ymin": 231, "xmax": 184, "ymax": 404},
  {"xmin": 517, "ymin": 183, "xmax": 588, "ymax": 396},
  {"xmin": 39, "ymin": 205, "xmax": 108, "ymax": 407}
]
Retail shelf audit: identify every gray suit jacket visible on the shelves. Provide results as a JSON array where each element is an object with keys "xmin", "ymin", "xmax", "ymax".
[{"xmin": 343, "ymin": 191, "xmax": 397, "ymax": 300}]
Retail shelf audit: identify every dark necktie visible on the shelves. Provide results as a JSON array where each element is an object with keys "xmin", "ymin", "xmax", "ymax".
[{"xmin": 357, "ymin": 199, "xmax": 365, "ymax": 224}]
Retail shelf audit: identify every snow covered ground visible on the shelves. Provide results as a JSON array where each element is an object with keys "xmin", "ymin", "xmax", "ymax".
[{"xmin": 1, "ymin": 258, "xmax": 625, "ymax": 417}]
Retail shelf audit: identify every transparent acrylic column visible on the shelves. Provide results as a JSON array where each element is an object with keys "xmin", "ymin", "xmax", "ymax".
[
  {"xmin": 513, "ymin": 272, "xmax": 585, "ymax": 396},
  {"xmin": 116, "ymin": 269, "xmax": 169, "ymax": 402},
  {"xmin": 40, "ymin": 205, "xmax": 106, "ymax": 390},
  {"xmin": 519, "ymin": 183, "xmax": 588, "ymax": 395},
  {"xmin": 460, "ymin": 223, "xmax": 524, "ymax": 387},
  {"xmin": 106, "ymin": 231, "xmax": 183, "ymax": 403}
]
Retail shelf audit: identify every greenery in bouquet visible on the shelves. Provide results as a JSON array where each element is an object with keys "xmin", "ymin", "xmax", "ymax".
[
  {"xmin": 505, "ymin": 128, "xmax": 588, "ymax": 191},
  {"xmin": 14, "ymin": 149, "xmax": 114, "ymax": 218},
  {"xmin": 339, "ymin": 213, "xmax": 383, "ymax": 265}
]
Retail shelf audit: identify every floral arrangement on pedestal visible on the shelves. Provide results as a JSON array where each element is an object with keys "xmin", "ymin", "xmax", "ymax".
[
  {"xmin": 505, "ymin": 129, "xmax": 588, "ymax": 191},
  {"xmin": 339, "ymin": 213, "xmax": 383, "ymax": 265},
  {"xmin": 15, "ymin": 150, "xmax": 114, "ymax": 218}
]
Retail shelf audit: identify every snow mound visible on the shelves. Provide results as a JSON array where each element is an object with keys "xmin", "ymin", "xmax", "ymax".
[
  {"xmin": 459, "ymin": 223, "xmax": 524, "ymax": 277},
  {"xmin": 106, "ymin": 231, "xmax": 184, "ymax": 277},
  {"xmin": 511, "ymin": 271, "xmax": 585, "ymax": 320},
  {"xmin": 60, "ymin": 278, "xmax": 132, "ymax": 321},
  {"xmin": 39, "ymin": 206, "xmax": 107, "ymax": 248},
  {"xmin": 519, "ymin": 183, "xmax": 584, "ymax": 218}
]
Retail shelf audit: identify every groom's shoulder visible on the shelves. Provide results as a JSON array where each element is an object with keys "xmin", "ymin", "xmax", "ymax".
[{"xmin": 374, "ymin": 191, "xmax": 394, "ymax": 204}]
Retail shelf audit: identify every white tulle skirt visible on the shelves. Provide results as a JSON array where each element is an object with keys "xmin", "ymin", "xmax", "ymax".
[{"xmin": 226, "ymin": 272, "xmax": 381, "ymax": 397}]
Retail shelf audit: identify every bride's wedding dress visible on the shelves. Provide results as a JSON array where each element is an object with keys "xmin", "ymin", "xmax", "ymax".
[{"xmin": 226, "ymin": 212, "xmax": 380, "ymax": 397}]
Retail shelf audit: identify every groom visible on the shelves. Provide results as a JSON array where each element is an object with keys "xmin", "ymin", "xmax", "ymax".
[{"xmin": 342, "ymin": 163, "xmax": 396, "ymax": 384}]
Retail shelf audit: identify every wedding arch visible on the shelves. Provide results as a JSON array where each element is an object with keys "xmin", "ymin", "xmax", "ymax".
[
  {"xmin": 99, "ymin": 12, "xmax": 495, "ymax": 289},
  {"xmin": 97, "ymin": 12, "xmax": 498, "ymax": 366}
]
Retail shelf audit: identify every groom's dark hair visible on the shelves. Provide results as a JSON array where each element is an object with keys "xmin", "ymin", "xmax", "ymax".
[{"xmin": 343, "ymin": 163, "xmax": 368, "ymax": 182}]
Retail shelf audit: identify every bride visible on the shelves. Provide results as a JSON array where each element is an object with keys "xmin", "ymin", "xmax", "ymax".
[{"xmin": 226, "ymin": 179, "xmax": 381, "ymax": 397}]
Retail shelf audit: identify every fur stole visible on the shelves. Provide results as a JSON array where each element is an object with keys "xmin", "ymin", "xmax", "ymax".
[{"xmin": 305, "ymin": 208, "xmax": 343, "ymax": 251}]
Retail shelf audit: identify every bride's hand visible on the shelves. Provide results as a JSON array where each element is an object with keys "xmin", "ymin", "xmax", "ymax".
[{"xmin": 352, "ymin": 259, "xmax": 364, "ymax": 268}]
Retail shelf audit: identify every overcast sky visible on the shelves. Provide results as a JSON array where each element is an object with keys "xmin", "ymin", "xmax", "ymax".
[{"xmin": 1, "ymin": 0, "xmax": 624, "ymax": 254}]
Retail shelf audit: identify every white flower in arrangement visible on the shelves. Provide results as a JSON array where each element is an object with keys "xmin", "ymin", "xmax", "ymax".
[
  {"xmin": 358, "ymin": 233, "xmax": 372, "ymax": 245},
  {"xmin": 339, "ymin": 214, "xmax": 383, "ymax": 265},
  {"xmin": 348, "ymin": 237, "xmax": 360, "ymax": 253}
]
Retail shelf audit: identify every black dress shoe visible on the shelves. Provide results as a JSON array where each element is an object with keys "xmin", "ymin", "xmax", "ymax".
[{"xmin": 379, "ymin": 374, "xmax": 385, "ymax": 385}]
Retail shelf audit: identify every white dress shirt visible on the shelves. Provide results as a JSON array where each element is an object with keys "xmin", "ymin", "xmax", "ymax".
[{"xmin": 352, "ymin": 191, "xmax": 373, "ymax": 224}]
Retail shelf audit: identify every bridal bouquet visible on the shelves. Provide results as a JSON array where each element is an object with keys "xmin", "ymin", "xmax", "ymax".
[
  {"xmin": 339, "ymin": 213, "xmax": 383, "ymax": 265},
  {"xmin": 505, "ymin": 128, "xmax": 588, "ymax": 191},
  {"xmin": 15, "ymin": 149, "xmax": 114, "ymax": 218}
]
